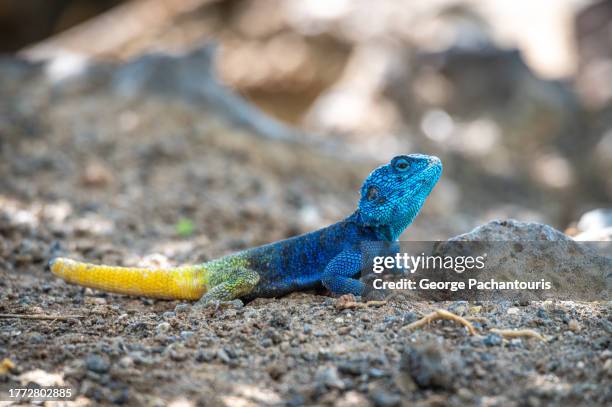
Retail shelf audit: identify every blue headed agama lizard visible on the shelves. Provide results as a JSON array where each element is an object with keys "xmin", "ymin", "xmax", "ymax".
[{"xmin": 50, "ymin": 154, "xmax": 443, "ymax": 307}]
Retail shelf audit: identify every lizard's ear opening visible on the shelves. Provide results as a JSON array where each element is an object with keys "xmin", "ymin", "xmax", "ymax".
[{"xmin": 365, "ymin": 186, "xmax": 379, "ymax": 201}]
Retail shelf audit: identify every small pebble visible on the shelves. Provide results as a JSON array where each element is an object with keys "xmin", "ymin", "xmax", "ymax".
[
  {"xmin": 483, "ymin": 334, "xmax": 503, "ymax": 347},
  {"xmin": 86, "ymin": 354, "xmax": 110, "ymax": 374},
  {"xmin": 180, "ymin": 331, "xmax": 194, "ymax": 341},
  {"xmin": 156, "ymin": 322, "xmax": 171, "ymax": 334},
  {"xmin": 368, "ymin": 368, "xmax": 386, "ymax": 378},
  {"xmin": 217, "ymin": 349, "xmax": 232, "ymax": 364},
  {"xmin": 510, "ymin": 338, "xmax": 523, "ymax": 348},
  {"xmin": 603, "ymin": 359, "xmax": 612, "ymax": 376},
  {"xmin": 457, "ymin": 388, "xmax": 473, "ymax": 401},
  {"xmin": 174, "ymin": 303, "xmax": 190, "ymax": 314},
  {"xmin": 267, "ymin": 363, "xmax": 284, "ymax": 380},
  {"xmin": 338, "ymin": 361, "xmax": 365, "ymax": 375},
  {"xmin": 195, "ymin": 350, "xmax": 216, "ymax": 363},
  {"xmin": 383, "ymin": 315, "xmax": 397, "ymax": 324},
  {"xmin": 370, "ymin": 391, "xmax": 400, "ymax": 407},
  {"xmin": 169, "ymin": 348, "xmax": 187, "ymax": 362},
  {"xmin": 402, "ymin": 312, "xmax": 418, "ymax": 324},
  {"xmin": 118, "ymin": 356, "xmax": 134, "ymax": 369},
  {"xmin": 318, "ymin": 367, "xmax": 344, "ymax": 390},
  {"xmin": 568, "ymin": 319, "xmax": 580, "ymax": 332}
]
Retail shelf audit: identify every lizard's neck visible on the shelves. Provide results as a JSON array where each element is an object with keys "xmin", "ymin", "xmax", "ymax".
[{"xmin": 345, "ymin": 211, "xmax": 402, "ymax": 241}]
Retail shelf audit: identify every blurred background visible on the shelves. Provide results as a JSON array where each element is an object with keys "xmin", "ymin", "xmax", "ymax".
[
  {"xmin": 1, "ymin": 0, "xmax": 611, "ymax": 251},
  {"xmin": 2, "ymin": 3, "xmax": 611, "ymax": 405}
]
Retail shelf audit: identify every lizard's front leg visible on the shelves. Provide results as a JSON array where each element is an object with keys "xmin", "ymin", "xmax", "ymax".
[
  {"xmin": 321, "ymin": 249, "xmax": 364, "ymax": 296},
  {"xmin": 195, "ymin": 267, "xmax": 260, "ymax": 307}
]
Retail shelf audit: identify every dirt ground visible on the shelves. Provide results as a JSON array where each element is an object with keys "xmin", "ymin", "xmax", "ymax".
[{"xmin": 1, "ymin": 83, "xmax": 611, "ymax": 406}]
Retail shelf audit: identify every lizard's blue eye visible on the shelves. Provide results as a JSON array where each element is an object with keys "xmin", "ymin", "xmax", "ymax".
[
  {"xmin": 393, "ymin": 158, "xmax": 410, "ymax": 172},
  {"xmin": 366, "ymin": 186, "xmax": 379, "ymax": 201}
]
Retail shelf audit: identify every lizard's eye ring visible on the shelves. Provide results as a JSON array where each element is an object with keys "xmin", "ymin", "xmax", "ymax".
[
  {"xmin": 366, "ymin": 186, "xmax": 379, "ymax": 201},
  {"xmin": 393, "ymin": 158, "xmax": 410, "ymax": 171}
]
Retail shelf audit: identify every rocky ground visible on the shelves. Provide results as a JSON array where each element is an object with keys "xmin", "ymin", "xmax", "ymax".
[{"xmin": 0, "ymin": 52, "xmax": 610, "ymax": 406}]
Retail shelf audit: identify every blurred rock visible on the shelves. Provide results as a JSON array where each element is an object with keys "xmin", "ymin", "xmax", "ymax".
[
  {"xmin": 593, "ymin": 124, "xmax": 612, "ymax": 198},
  {"xmin": 304, "ymin": 43, "xmax": 402, "ymax": 137},
  {"xmin": 85, "ymin": 354, "xmax": 110, "ymax": 374},
  {"xmin": 0, "ymin": 0, "xmax": 122, "ymax": 53},
  {"xmin": 398, "ymin": 339, "xmax": 459, "ymax": 390},
  {"xmin": 574, "ymin": 209, "xmax": 612, "ymax": 241},
  {"xmin": 81, "ymin": 160, "xmax": 113, "ymax": 187},
  {"xmin": 577, "ymin": 209, "xmax": 612, "ymax": 232},
  {"xmin": 112, "ymin": 45, "xmax": 302, "ymax": 142},
  {"xmin": 575, "ymin": 0, "xmax": 612, "ymax": 109}
]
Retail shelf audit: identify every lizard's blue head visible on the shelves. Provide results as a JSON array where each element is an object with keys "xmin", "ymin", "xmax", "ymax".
[{"xmin": 356, "ymin": 154, "xmax": 442, "ymax": 240}]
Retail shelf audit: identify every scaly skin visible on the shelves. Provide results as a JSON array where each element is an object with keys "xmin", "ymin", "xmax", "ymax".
[{"xmin": 50, "ymin": 154, "xmax": 442, "ymax": 305}]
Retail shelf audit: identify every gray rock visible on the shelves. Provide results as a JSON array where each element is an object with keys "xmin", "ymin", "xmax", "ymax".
[
  {"xmin": 434, "ymin": 219, "xmax": 611, "ymax": 301},
  {"xmin": 216, "ymin": 348, "xmax": 232, "ymax": 364},
  {"xmin": 168, "ymin": 347, "xmax": 188, "ymax": 362},
  {"xmin": 316, "ymin": 366, "xmax": 345, "ymax": 390},
  {"xmin": 174, "ymin": 303, "xmax": 190, "ymax": 314},
  {"xmin": 483, "ymin": 333, "xmax": 503, "ymax": 347},
  {"xmin": 112, "ymin": 46, "xmax": 300, "ymax": 142},
  {"xmin": 368, "ymin": 368, "xmax": 387, "ymax": 378},
  {"xmin": 179, "ymin": 331, "xmax": 194, "ymax": 341},
  {"xmin": 371, "ymin": 391, "xmax": 401, "ymax": 407},
  {"xmin": 399, "ymin": 341, "xmax": 459, "ymax": 390},
  {"xmin": 162, "ymin": 311, "xmax": 175, "ymax": 320},
  {"xmin": 86, "ymin": 354, "xmax": 110, "ymax": 374},
  {"xmin": 195, "ymin": 350, "xmax": 216, "ymax": 363},
  {"xmin": 156, "ymin": 322, "xmax": 171, "ymax": 334},
  {"xmin": 338, "ymin": 360, "xmax": 367, "ymax": 376},
  {"xmin": 449, "ymin": 219, "xmax": 571, "ymax": 241}
]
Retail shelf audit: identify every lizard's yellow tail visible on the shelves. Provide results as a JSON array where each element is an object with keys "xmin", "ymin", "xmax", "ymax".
[{"xmin": 50, "ymin": 257, "xmax": 207, "ymax": 300}]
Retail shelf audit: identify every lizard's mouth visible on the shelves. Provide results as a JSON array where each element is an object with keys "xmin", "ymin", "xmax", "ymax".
[{"xmin": 412, "ymin": 162, "xmax": 442, "ymax": 195}]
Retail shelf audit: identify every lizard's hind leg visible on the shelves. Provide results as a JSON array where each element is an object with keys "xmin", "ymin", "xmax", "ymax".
[{"xmin": 195, "ymin": 267, "xmax": 260, "ymax": 307}]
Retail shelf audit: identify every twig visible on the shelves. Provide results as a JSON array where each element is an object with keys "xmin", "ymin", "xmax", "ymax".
[
  {"xmin": 335, "ymin": 294, "xmax": 387, "ymax": 310},
  {"xmin": 0, "ymin": 313, "xmax": 85, "ymax": 321},
  {"xmin": 490, "ymin": 328, "xmax": 547, "ymax": 342},
  {"xmin": 402, "ymin": 309, "xmax": 477, "ymax": 335}
]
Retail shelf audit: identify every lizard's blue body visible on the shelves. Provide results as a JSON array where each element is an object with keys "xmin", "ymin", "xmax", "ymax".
[
  {"xmin": 50, "ymin": 154, "xmax": 442, "ymax": 303},
  {"xmin": 202, "ymin": 154, "xmax": 442, "ymax": 303}
]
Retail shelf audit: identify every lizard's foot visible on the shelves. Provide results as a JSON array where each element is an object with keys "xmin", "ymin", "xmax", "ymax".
[{"xmin": 401, "ymin": 309, "xmax": 477, "ymax": 335}]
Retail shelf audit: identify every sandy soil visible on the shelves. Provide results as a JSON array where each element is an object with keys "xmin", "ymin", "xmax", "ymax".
[{"xmin": 1, "ymin": 87, "xmax": 610, "ymax": 406}]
